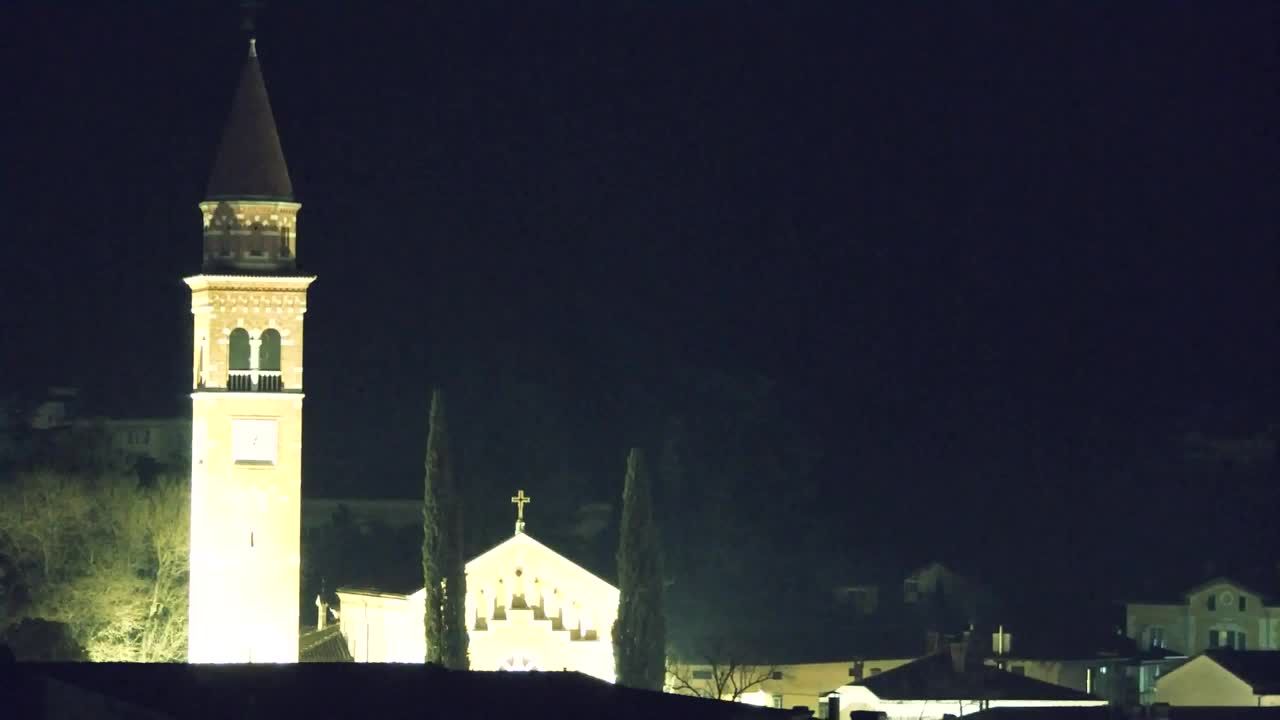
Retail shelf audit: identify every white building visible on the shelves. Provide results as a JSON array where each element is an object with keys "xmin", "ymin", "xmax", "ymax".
[
  {"xmin": 1155, "ymin": 650, "xmax": 1280, "ymax": 707},
  {"xmin": 337, "ymin": 496, "xmax": 619, "ymax": 681}
]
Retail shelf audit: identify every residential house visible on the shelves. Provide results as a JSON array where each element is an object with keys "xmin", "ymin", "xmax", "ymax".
[
  {"xmin": 984, "ymin": 628, "xmax": 1187, "ymax": 707},
  {"xmin": 830, "ymin": 646, "xmax": 1107, "ymax": 720},
  {"xmin": 1155, "ymin": 650, "xmax": 1280, "ymax": 706},
  {"xmin": 1127, "ymin": 577, "xmax": 1280, "ymax": 656}
]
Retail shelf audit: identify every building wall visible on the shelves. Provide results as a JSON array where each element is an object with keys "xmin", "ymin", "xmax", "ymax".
[
  {"xmin": 1155, "ymin": 655, "xmax": 1258, "ymax": 706},
  {"xmin": 336, "ymin": 591, "xmax": 421, "ymax": 663},
  {"xmin": 1128, "ymin": 603, "xmax": 1188, "ymax": 652}
]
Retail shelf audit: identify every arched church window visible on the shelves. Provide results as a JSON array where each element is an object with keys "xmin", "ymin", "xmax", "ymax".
[
  {"xmin": 228, "ymin": 328, "xmax": 252, "ymax": 391},
  {"xmin": 229, "ymin": 329, "xmax": 251, "ymax": 370},
  {"xmin": 258, "ymin": 329, "xmax": 282, "ymax": 391},
  {"xmin": 259, "ymin": 329, "xmax": 282, "ymax": 371}
]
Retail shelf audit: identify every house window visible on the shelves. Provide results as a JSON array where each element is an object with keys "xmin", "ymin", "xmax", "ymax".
[
  {"xmin": 869, "ymin": 668, "xmax": 882, "ymax": 675},
  {"xmin": 1148, "ymin": 626, "xmax": 1165, "ymax": 649},
  {"xmin": 1239, "ymin": 595, "xmax": 1247, "ymax": 612},
  {"xmin": 904, "ymin": 579, "xmax": 920, "ymax": 604},
  {"xmin": 1011, "ymin": 666, "xmax": 1026, "ymax": 676},
  {"xmin": 771, "ymin": 694, "xmax": 783, "ymax": 708},
  {"xmin": 770, "ymin": 671, "xmax": 783, "ymax": 680},
  {"xmin": 1209, "ymin": 629, "xmax": 1247, "ymax": 650},
  {"xmin": 692, "ymin": 670, "xmax": 712, "ymax": 680},
  {"xmin": 1207, "ymin": 594, "xmax": 1216, "ymax": 611}
]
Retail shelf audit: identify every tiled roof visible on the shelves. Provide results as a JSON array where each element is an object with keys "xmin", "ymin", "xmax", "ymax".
[
  {"xmin": 299, "ymin": 625, "xmax": 352, "ymax": 663},
  {"xmin": 853, "ymin": 651, "xmax": 1099, "ymax": 702},
  {"xmin": 206, "ymin": 38, "xmax": 293, "ymax": 201},
  {"xmin": 5, "ymin": 663, "xmax": 807, "ymax": 720},
  {"xmin": 1205, "ymin": 649, "xmax": 1280, "ymax": 694}
]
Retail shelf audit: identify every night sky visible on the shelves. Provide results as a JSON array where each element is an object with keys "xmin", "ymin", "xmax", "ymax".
[{"xmin": 4, "ymin": 2, "xmax": 1277, "ymax": 646}]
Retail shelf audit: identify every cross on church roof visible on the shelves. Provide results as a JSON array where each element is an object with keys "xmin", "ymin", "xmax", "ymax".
[{"xmin": 511, "ymin": 489, "xmax": 530, "ymax": 535}]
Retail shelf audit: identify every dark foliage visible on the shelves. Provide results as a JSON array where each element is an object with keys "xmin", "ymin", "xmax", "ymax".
[
  {"xmin": 422, "ymin": 389, "xmax": 468, "ymax": 669},
  {"xmin": 614, "ymin": 448, "xmax": 666, "ymax": 690},
  {"xmin": 0, "ymin": 618, "xmax": 86, "ymax": 661}
]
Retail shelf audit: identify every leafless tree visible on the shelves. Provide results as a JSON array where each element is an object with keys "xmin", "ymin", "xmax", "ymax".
[
  {"xmin": 0, "ymin": 470, "xmax": 189, "ymax": 661},
  {"xmin": 666, "ymin": 637, "xmax": 780, "ymax": 702}
]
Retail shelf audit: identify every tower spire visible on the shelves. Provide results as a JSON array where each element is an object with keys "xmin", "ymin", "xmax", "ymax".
[
  {"xmin": 199, "ymin": 25, "xmax": 300, "ymax": 273},
  {"xmin": 205, "ymin": 34, "xmax": 292, "ymax": 201}
]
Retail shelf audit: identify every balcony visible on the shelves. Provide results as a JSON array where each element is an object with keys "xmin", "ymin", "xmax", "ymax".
[{"xmin": 227, "ymin": 370, "xmax": 283, "ymax": 392}]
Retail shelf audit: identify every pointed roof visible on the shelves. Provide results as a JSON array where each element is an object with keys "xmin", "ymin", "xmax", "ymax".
[{"xmin": 206, "ymin": 38, "xmax": 293, "ymax": 201}]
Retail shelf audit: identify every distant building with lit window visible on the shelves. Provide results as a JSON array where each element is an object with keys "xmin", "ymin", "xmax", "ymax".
[{"xmin": 1126, "ymin": 577, "xmax": 1280, "ymax": 657}]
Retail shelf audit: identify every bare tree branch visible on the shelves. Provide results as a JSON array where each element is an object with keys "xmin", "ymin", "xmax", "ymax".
[{"xmin": 666, "ymin": 637, "xmax": 780, "ymax": 703}]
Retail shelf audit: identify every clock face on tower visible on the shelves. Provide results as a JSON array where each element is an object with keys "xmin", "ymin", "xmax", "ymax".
[{"xmin": 231, "ymin": 419, "xmax": 278, "ymax": 465}]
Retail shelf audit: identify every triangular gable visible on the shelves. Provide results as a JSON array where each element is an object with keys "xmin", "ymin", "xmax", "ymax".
[
  {"xmin": 405, "ymin": 532, "xmax": 618, "ymax": 601},
  {"xmin": 467, "ymin": 532, "xmax": 618, "ymax": 597},
  {"xmin": 1183, "ymin": 576, "xmax": 1273, "ymax": 604}
]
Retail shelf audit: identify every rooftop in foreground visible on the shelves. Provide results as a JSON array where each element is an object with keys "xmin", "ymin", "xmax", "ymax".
[{"xmin": 3, "ymin": 662, "xmax": 809, "ymax": 720}]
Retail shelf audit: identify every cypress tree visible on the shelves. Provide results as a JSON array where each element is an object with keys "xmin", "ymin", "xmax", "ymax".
[
  {"xmin": 613, "ymin": 447, "xmax": 666, "ymax": 690},
  {"xmin": 422, "ymin": 388, "xmax": 468, "ymax": 668}
]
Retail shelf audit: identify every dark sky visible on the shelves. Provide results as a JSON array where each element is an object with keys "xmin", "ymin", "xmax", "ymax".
[{"xmin": 4, "ymin": 2, "xmax": 1277, "ymax": 629}]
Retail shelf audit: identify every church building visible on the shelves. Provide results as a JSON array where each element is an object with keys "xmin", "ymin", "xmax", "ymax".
[
  {"xmin": 186, "ymin": 36, "xmax": 315, "ymax": 663},
  {"xmin": 337, "ymin": 492, "xmax": 621, "ymax": 682}
]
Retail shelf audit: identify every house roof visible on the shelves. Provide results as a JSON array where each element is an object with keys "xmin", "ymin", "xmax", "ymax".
[
  {"xmin": 851, "ymin": 651, "xmax": 1100, "ymax": 702},
  {"xmin": 205, "ymin": 38, "xmax": 293, "ymax": 201},
  {"xmin": 3, "ymin": 663, "xmax": 805, "ymax": 720},
  {"xmin": 298, "ymin": 625, "xmax": 352, "ymax": 663},
  {"xmin": 1203, "ymin": 649, "xmax": 1280, "ymax": 695}
]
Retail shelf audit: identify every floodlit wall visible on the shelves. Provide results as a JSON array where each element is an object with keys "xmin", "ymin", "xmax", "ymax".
[{"xmin": 1156, "ymin": 655, "xmax": 1259, "ymax": 706}]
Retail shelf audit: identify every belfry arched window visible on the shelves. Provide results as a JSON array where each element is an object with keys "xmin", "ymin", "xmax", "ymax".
[
  {"xmin": 258, "ymin": 329, "xmax": 282, "ymax": 391},
  {"xmin": 228, "ymin": 328, "xmax": 251, "ymax": 391}
]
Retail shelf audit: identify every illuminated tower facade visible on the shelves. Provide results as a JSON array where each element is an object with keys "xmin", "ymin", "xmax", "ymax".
[{"xmin": 186, "ymin": 37, "xmax": 314, "ymax": 663}]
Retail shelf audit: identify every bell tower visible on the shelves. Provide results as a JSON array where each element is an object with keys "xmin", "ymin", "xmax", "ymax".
[{"xmin": 185, "ymin": 36, "xmax": 314, "ymax": 663}]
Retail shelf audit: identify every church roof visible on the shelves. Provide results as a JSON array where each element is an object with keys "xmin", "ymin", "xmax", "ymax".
[{"xmin": 206, "ymin": 38, "xmax": 293, "ymax": 201}]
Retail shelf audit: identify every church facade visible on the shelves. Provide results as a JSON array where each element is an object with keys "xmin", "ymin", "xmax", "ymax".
[
  {"xmin": 337, "ymin": 495, "xmax": 620, "ymax": 681},
  {"xmin": 186, "ymin": 37, "xmax": 315, "ymax": 663}
]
